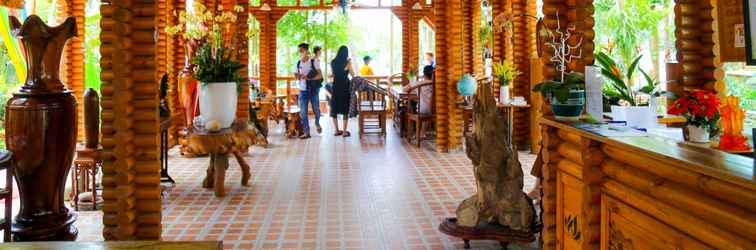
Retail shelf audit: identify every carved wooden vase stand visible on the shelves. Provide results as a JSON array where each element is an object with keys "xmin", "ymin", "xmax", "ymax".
[
  {"xmin": 438, "ymin": 84, "xmax": 539, "ymax": 249},
  {"xmin": 5, "ymin": 15, "xmax": 78, "ymax": 241}
]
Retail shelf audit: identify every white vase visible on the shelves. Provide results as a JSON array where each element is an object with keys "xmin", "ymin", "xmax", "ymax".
[
  {"xmin": 199, "ymin": 82, "xmax": 238, "ymax": 130},
  {"xmin": 499, "ymin": 86, "xmax": 510, "ymax": 104},
  {"xmin": 687, "ymin": 125, "xmax": 710, "ymax": 143}
]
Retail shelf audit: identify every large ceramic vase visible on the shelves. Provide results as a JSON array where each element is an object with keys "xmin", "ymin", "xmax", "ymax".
[
  {"xmin": 5, "ymin": 15, "xmax": 78, "ymax": 241},
  {"xmin": 179, "ymin": 42, "xmax": 200, "ymax": 128}
]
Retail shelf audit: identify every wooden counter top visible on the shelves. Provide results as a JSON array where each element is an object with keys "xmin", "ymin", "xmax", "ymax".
[
  {"xmin": 540, "ymin": 118, "xmax": 755, "ymax": 191},
  {"xmin": 539, "ymin": 117, "xmax": 756, "ymax": 249}
]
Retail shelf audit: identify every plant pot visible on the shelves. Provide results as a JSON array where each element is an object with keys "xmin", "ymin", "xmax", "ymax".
[
  {"xmin": 499, "ymin": 81, "xmax": 510, "ymax": 104},
  {"xmin": 551, "ymin": 89, "xmax": 585, "ymax": 121},
  {"xmin": 199, "ymin": 82, "xmax": 238, "ymax": 130},
  {"xmin": 687, "ymin": 125, "xmax": 710, "ymax": 143}
]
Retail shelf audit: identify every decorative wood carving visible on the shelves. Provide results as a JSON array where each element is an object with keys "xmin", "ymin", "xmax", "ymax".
[
  {"xmin": 6, "ymin": 15, "xmax": 78, "ymax": 241},
  {"xmin": 456, "ymin": 82, "xmax": 536, "ymax": 231},
  {"xmin": 99, "ymin": 0, "xmax": 161, "ymax": 240},
  {"xmin": 608, "ymin": 220, "xmax": 631, "ymax": 250}
]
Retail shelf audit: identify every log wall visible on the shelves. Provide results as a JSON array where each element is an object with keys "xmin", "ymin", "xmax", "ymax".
[
  {"xmin": 673, "ymin": 0, "xmax": 716, "ymax": 94},
  {"xmin": 540, "ymin": 118, "xmax": 756, "ymax": 250},
  {"xmin": 100, "ymin": 0, "xmax": 162, "ymax": 240}
]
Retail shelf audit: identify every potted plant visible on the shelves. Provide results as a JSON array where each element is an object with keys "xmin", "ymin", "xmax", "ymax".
[
  {"xmin": 166, "ymin": 2, "xmax": 249, "ymax": 131},
  {"xmin": 532, "ymin": 12, "xmax": 585, "ymax": 120},
  {"xmin": 492, "ymin": 61, "xmax": 521, "ymax": 104},
  {"xmin": 404, "ymin": 69, "xmax": 418, "ymax": 84},
  {"xmin": 667, "ymin": 90, "xmax": 721, "ymax": 143},
  {"xmin": 595, "ymin": 51, "xmax": 667, "ymax": 128},
  {"xmin": 193, "ymin": 43, "xmax": 246, "ymax": 131}
]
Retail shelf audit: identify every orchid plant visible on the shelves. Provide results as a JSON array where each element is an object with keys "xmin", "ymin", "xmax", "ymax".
[
  {"xmin": 165, "ymin": 2, "xmax": 255, "ymax": 85},
  {"xmin": 532, "ymin": 11, "xmax": 585, "ymax": 103}
]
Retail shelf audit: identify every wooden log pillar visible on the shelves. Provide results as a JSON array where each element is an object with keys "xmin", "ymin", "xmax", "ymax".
[
  {"xmin": 168, "ymin": 0, "xmax": 187, "ymax": 144},
  {"xmin": 540, "ymin": 125, "xmax": 560, "ymax": 249},
  {"xmin": 62, "ymin": 0, "xmax": 86, "ymax": 142},
  {"xmin": 100, "ymin": 0, "xmax": 162, "ymax": 240},
  {"xmin": 673, "ymin": 0, "xmax": 716, "ymax": 93},
  {"xmin": 491, "ymin": 0, "xmax": 512, "ymax": 98},
  {"xmin": 251, "ymin": 1, "xmax": 286, "ymax": 92},
  {"xmin": 393, "ymin": 0, "xmax": 433, "ymax": 74},
  {"xmin": 236, "ymin": 0, "xmax": 251, "ymax": 121},
  {"xmin": 492, "ymin": 0, "xmax": 537, "ymax": 149}
]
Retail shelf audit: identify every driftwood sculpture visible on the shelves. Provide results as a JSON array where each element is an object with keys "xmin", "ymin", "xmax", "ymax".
[{"xmin": 457, "ymin": 83, "xmax": 536, "ymax": 232}]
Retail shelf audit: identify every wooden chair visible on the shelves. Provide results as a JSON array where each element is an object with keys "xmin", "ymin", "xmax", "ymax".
[
  {"xmin": 280, "ymin": 79, "xmax": 303, "ymax": 138},
  {"xmin": 358, "ymin": 81, "xmax": 389, "ymax": 136},
  {"xmin": 0, "ymin": 150, "xmax": 12, "ymax": 242},
  {"xmin": 406, "ymin": 79, "xmax": 435, "ymax": 147},
  {"xmin": 386, "ymin": 73, "xmax": 403, "ymax": 115}
]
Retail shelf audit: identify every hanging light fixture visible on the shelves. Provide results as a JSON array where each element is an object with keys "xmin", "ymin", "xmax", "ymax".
[
  {"xmin": 412, "ymin": 2, "xmax": 422, "ymax": 10},
  {"xmin": 260, "ymin": 3, "xmax": 271, "ymax": 11}
]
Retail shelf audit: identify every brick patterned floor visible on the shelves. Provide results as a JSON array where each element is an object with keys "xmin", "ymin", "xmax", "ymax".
[{"xmin": 75, "ymin": 119, "xmax": 538, "ymax": 249}]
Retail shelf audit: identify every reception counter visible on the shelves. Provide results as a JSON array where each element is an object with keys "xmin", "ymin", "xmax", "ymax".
[{"xmin": 538, "ymin": 118, "xmax": 755, "ymax": 249}]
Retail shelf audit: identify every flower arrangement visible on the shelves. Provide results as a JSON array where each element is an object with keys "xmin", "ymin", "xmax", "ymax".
[
  {"xmin": 668, "ymin": 90, "xmax": 721, "ymax": 133},
  {"xmin": 165, "ymin": 2, "xmax": 253, "ymax": 85},
  {"xmin": 492, "ymin": 61, "xmax": 521, "ymax": 86}
]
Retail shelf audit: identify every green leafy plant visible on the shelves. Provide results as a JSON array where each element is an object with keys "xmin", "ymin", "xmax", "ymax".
[
  {"xmin": 492, "ymin": 61, "xmax": 521, "ymax": 86},
  {"xmin": 192, "ymin": 43, "xmax": 246, "ymax": 85},
  {"xmin": 533, "ymin": 72, "xmax": 585, "ymax": 103},
  {"xmin": 595, "ymin": 51, "xmax": 666, "ymax": 106}
]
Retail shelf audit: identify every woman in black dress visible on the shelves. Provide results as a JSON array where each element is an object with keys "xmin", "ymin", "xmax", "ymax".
[{"xmin": 330, "ymin": 45, "xmax": 355, "ymax": 137}]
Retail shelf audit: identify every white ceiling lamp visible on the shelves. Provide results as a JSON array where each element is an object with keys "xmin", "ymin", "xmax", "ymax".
[
  {"xmin": 412, "ymin": 2, "xmax": 422, "ymax": 10},
  {"xmin": 260, "ymin": 3, "xmax": 272, "ymax": 11}
]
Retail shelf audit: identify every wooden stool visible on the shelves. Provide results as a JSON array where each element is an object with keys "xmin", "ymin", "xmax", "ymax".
[
  {"xmin": 0, "ymin": 151, "xmax": 12, "ymax": 242},
  {"xmin": 189, "ymin": 122, "xmax": 256, "ymax": 197},
  {"xmin": 71, "ymin": 147, "xmax": 101, "ymax": 211}
]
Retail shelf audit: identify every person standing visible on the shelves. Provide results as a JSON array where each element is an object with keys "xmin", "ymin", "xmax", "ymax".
[
  {"xmin": 330, "ymin": 46, "xmax": 355, "ymax": 137},
  {"xmin": 359, "ymin": 56, "xmax": 374, "ymax": 76},
  {"xmin": 295, "ymin": 43, "xmax": 323, "ymax": 139}
]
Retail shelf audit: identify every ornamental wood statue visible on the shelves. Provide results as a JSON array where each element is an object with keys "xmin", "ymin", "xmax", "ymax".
[{"xmin": 457, "ymin": 82, "xmax": 536, "ymax": 232}]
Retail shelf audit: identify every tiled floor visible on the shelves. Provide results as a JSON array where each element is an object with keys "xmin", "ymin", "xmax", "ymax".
[{"xmin": 75, "ymin": 119, "xmax": 538, "ymax": 249}]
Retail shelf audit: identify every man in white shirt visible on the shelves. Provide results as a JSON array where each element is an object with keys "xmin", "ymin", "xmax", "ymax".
[{"xmin": 295, "ymin": 43, "xmax": 323, "ymax": 139}]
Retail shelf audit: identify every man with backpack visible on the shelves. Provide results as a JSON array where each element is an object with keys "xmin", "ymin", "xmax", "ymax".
[{"xmin": 295, "ymin": 43, "xmax": 323, "ymax": 139}]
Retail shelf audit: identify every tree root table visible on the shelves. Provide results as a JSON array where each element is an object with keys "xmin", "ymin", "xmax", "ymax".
[{"xmin": 188, "ymin": 122, "xmax": 257, "ymax": 197}]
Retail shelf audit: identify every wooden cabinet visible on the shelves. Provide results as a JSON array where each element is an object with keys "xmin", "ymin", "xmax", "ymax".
[
  {"xmin": 601, "ymin": 195, "xmax": 711, "ymax": 250},
  {"xmin": 540, "ymin": 118, "xmax": 756, "ymax": 250}
]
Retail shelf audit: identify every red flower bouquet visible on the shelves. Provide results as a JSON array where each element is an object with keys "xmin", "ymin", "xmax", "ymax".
[{"xmin": 668, "ymin": 90, "xmax": 721, "ymax": 133}]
